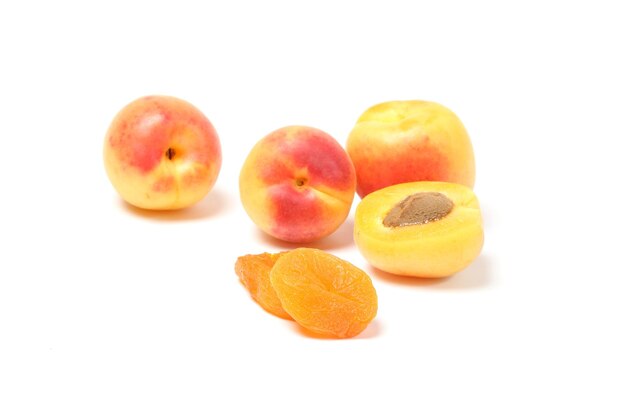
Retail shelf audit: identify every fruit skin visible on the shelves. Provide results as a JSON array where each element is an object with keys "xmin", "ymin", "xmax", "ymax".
[
  {"xmin": 347, "ymin": 100, "xmax": 475, "ymax": 198},
  {"xmin": 235, "ymin": 252, "xmax": 292, "ymax": 320},
  {"xmin": 239, "ymin": 126, "xmax": 356, "ymax": 243},
  {"xmin": 354, "ymin": 181, "xmax": 483, "ymax": 278},
  {"xmin": 104, "ymin": 95, "xmax": 222, "ymax": 210},
  {"xmin": 270, "ymin": 248, "xmax": 377, "ymax": 338}
]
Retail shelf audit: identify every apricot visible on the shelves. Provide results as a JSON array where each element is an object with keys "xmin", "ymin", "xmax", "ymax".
[
  {"xmin": 270, "ymin": 248, "xmax": 378, "ymax": 338},
  {"xmin": 103, "ymin": 96, "xmax": 221, "ymax": 209},
  {"xmin": 239, "ymin": 126, "xmax": 356, "ymax": 243},
  {"xmin": 235, "ymin": 252, "xmax": 292, "ymax": 320},
  {"xmin": 354, "ymin": 181, "xmax": 483, "ymax": 278},
  {"xmin": 347, "ymin": 100, "xmax": 475, "ymax": 198}
]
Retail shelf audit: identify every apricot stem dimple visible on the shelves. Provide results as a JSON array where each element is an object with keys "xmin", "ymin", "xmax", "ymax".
[
  {"xmin": 295, "ymin": 178, "xmax": 306, "ymax": 187},
  {"xmin": 383, "ymin": 192, "xmax": 453, "ymax": 227},
  {"xmin": 165, "ymin": 147, "xmax": 176, "ymax": 160}
]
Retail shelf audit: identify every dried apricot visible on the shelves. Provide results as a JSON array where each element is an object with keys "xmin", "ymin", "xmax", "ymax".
[
  {"xmin": 235, "ymin": 252, "xmax": 292, "ymax": 320},
  {"xmin": 270, "ymin": 248, "xmax": 377, "ymax": 338}
]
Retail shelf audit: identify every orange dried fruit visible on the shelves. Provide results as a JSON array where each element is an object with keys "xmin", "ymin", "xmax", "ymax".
[
  {"xmin": 235, "ymin": 252, "xmax": 292, "ymax": 320},
  {"xmin": 270, "ymin": 248, "xmax": 378, "ymax": 338}
]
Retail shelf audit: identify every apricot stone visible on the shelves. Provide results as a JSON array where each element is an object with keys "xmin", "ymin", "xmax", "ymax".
[
  {"xmin": 383, "ymin": 192, "xmax": 453, "ymax": 227},
  {"xmin": 354, "ymin": 181, "xmax": 483, "ymax": 278}
]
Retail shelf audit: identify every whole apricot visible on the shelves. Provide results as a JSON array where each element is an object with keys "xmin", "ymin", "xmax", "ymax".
[
  {"xmin": 239, "ymin": 126, "xmax": 356, "ymax": 243},
  {"xmin": 104, "ymin": 96, "xmax": 222, "ymax": 210},
  {"xmin": 347, "ymin": 100, "xmax": 475, "ymax": 198}
]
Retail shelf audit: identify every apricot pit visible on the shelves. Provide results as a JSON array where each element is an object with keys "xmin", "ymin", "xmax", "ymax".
[{"xmin": 383, "ymin": 192, "xmax": 454, "ymax": 227}]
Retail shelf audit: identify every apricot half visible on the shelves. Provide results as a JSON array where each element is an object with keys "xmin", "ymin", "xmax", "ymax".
[{"xmin": 354, "ymin": 181, "xmax": 483, "ymax": 278}]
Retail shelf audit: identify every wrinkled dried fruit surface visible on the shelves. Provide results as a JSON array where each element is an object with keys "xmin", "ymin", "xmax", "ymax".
[
  {"xmin": 235, "ymin": 252, "xmax": 292, "ymax": 320},
  {"xmin": 270, "ymin": 248, "xmax": 377, "ymax": 338}
]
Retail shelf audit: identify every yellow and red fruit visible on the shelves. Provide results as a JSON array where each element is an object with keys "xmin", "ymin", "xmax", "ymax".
[
  {"xmin": 104, "ymin": 95, "xmax": 222, "ymax": 210},
  {"xmin": 347, "ymin": 100, "xmax": 475, "ymax": 198},
  {"xmin": 239, "ymin": 126, "xmax": 356, "ymax": 243}
]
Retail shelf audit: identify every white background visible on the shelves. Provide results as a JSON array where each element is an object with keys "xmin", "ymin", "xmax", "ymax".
[{"xmin": 1, "ymin": 1, "xmax": 624, "ymax": 416}]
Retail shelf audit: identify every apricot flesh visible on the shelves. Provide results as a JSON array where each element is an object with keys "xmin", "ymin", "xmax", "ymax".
[
  {"xmin": 235, "ymin": 252, "xmax": 292, "ymax": 320},
  {"xmin": 270, "ymin": 248, "xmax": 378, "ymax": 338},
  {"xmin": 354, "ymin": 181, "xmax": 483, "ymax": 278}
]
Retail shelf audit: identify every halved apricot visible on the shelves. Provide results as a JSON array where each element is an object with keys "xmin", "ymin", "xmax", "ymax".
[
  {"xmin": 354, "ymin": 181, "xmax": 483, "ymax": 278},
  {"xmin": 270, "ymin": 248, "xmax": 377, "ymax": 338},
  {"xmin": 235, "ymin": 252, "xmax": 292, "ymax": 320}
]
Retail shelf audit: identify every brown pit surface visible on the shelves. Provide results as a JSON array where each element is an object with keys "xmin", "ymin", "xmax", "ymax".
[{"xmin": 383, "ymin": 192, "xmax": 454, "ymax": 227}]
